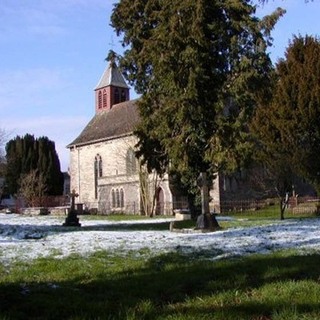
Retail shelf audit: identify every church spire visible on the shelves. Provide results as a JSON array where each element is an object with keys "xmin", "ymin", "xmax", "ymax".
[{"xmin": 94, "ymin": 57, "xmax": 130, "ymax": 113}]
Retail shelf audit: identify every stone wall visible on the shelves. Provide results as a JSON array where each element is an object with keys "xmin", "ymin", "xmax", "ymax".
[{"xmin": 69, "ymin": 134, "xmax": 173, "ymax": 215}]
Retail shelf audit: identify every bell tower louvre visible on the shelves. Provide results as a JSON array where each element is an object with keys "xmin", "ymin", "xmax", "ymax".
[{"xmin": 94, "ymin": 60, "xmax": 130, "ymax": 114}]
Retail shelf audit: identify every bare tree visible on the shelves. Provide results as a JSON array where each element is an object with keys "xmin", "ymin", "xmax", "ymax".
[
  {"xmin": 113, "ymin": 136, "xmax": 163, "ymax": 216},
  {"xmin": 18, "ymin": 170, "xmax": 47, "ymax": 207},
  {"xmin": 139, "ymin": 163, "xmax": 163, "ymax": 217},
  {"xmin": 247, "ymin": 165, "xmax": 293, "ymax": 220}
]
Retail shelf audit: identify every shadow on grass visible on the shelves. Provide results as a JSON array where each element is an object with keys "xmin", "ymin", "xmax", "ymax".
[
  {"xmin": 1, "ymin": 252, "xmax": 320, "ymax": 319},
  {"xmin": 0, "ymin": 221, "xmax": 175, "ymax": 242},
  {"xmin": 80, "ymin": 221, "xmax": 173, "ymax": 231}
]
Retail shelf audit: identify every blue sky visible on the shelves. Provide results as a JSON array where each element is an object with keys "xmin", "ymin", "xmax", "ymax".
[{"xmin": 0, "ymin": 0, "xmax": 319, "ymax": 172}]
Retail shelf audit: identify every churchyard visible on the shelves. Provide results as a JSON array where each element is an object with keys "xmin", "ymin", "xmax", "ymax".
[{"xmin": 1, "ymin": 209, "xmax": 320, "ymax": 319}]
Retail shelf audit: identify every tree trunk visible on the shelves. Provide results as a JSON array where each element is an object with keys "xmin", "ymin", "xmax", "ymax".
[{"xmin": 280, "ymin": 198, "xmax": 286, "ymax": 220}]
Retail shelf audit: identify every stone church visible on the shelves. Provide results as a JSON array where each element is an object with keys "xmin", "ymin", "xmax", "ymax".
[
  {"xmin": 69, "ymin": 61, "xmax": 264, "ymax": 215},
  {"xmin": 68, "ymin": 61, "xmax": 206, "ymax": 215},
  {"xmin": 69, "ymin": 60, "xmax": 315, "ymax": 215}
]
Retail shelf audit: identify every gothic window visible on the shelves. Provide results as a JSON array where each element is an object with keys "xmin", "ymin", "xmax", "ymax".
[
  {"xmin": 126, "ymin": 148, "xmax": 137, "ymax": 175},
  {"xmin": 98, "ymin": 91, "xmax": 102, "ymax": 109},
  {"xmin": 99, "ymin": 157, "xmax": 103, "ymax": 177},
  {"xmin": 95, "ymin": 154, "xmax": 103, "ymax": 178},
  {"xmin": 103, "ymin": 90, "xmax": 107, "ymax": 108},
  {"xmin": 94, "ymin": 154, "xmax": 103, "ymax": 199},
  {"xmin": 116, "ymin": 189, "xmax": 120, "ymax": 207},
  {"xmin": 120, "ymin": 189, "xmax": 124, "ymax": 208},
  {"xmin": 111, "ymin": 188, "xmax": 125, "ymax": 208},
  {"xmin": 114, "ymin": 88, "xmax": 120, "ymax": 104},
  {"xmin": 121, "ymin": 89, "xmax": 126, "ymax": 102},
  {"xmin": 94, "ymin": 159, "xmax": 98, "ymax": 199},
  {"xmin": 111, "ymin": 189, "xmax": 116, "ymax": 207}
]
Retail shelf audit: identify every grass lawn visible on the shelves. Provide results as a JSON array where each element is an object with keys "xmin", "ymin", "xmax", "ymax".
[
  {"xmin": 1, "ymin": 211, "xmax": 320, "ymax": 319},
  {"xmin": 1, "ymin": 250, "xmax": 320, "ymax": 320}
]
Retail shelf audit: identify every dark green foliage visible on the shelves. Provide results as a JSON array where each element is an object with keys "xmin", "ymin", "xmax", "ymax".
[
  {"xmin": 111, "ymin": 0, "xmax": 284, "ymax": 201},
  {"xmin": 252, "ymin": 35, "xmax": 320, "ymax": 196},
  {"xmin": 5, "ymin": 134, "xmax": 63, "ymax": 196},
  {"xmin": 277, "ymin": 36, "xmax": 320, "ymax": 193}
]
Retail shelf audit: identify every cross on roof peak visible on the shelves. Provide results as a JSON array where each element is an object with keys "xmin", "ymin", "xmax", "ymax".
[{"xmin": 106, "ymin": 50, "xmax": 117, "ymax": 66}]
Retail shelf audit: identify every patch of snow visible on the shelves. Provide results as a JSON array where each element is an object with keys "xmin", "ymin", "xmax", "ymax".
[{"xmin": 0, "ymin": 213, "xmax": 320, "ymax": 265}]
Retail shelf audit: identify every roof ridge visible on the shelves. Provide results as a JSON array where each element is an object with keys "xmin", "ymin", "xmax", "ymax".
[{"xmin": 95, "ymin": 61, "xmax": 129, "ymax": 90}]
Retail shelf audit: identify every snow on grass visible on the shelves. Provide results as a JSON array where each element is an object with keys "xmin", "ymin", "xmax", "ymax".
[{"xmin": 1, "ymin": 213, "xmax": 320, "ymax": 265}]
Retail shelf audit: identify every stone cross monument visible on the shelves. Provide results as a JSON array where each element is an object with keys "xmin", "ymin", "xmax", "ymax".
[
  {"xmin": 63, "ymin": 189, "xmax": 81, "ymax": 227},
  {"xmin": 195, "ymin": 172, "xmax": 219, "ymax": 230}
]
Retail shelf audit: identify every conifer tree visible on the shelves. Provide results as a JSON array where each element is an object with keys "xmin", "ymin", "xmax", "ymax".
[
  {"xmin": 5, "ymin": 134, "xmax": 63, "ymax": 196},
  {"xmin": 252, "ymin": 35, "xmax": 320, "ymax": 196},
  {"xmin": 111, "ymin": 0, "xmax": 283, "ymax": 211}
]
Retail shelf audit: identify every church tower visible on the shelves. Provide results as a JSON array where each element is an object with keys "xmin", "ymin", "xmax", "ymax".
[
  {"xmin": 94, "ymin": 60, "xmax": 130, "ymax": 113},
  {"xmin": 68, "ymin": 52, "xmax": 178, "ymax": 216}
]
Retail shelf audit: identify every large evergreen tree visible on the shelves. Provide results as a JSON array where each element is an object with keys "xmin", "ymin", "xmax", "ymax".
[
  {"xmin": 111, "ymin": 0, "xmax": 283, "ymax": 211},
  {"xmin": 5, "ymin": 134, "xmax": 63, "ymax": 196},
  {"xmin": 252, "ymin": 35, "xmax": 320, "ymax": 196}
]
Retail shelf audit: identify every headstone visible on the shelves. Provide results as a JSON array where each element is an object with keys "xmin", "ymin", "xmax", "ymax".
[
  {"xmin": 174, "ymin": 209, "xmax": 191, "ymax": 221},
  {"xmin": 195, "ymin": 172, "xmax": 219, "ymax": 230},
  {"xmin": 63, "ymin": 189, "xmax": 81, "ymax": 227}
]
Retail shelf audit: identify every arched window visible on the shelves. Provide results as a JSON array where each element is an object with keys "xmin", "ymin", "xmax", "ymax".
[
  {"xmin": 116, "ymin": 189, "xmax": 120, "ymax": 207},
  {"xmin": 95, "ymin": 154, "xmax": 103, "ymax": 178},
  {"xmin": 120, "ymin": 189, "xmax": 124, "ymax": 208},
  {"xmin": 114, "ymin": 88, "xmax": 120, "ymax": 104},
  {"xmin": 94, "ymin": 158, "xmax": 98, "ymax": 199},
  {"xmin": 111, "ymin": 188, "xmax": 125, "ymax": 208},
  {"xmin": 103, "ymin": 90, "xmax": 107, "ymax": 108},
  {"xmin": 126, "ymin": 148, "xmax": 137, "ymax": 175},
  {"xmin": 98, "ymin": 91, "xmax": 102, "ymax": 109},
  {"xmin": 111, "ymin": 189, "xmax": 116, "ymax": 207},
  {"xmin": 99, "ymin": 158, "xmax": 103, "ymax": 177},
  {"xmin": 155, "ymin": 187, "xmax": 164, "ymax": 215},
  {"xmin": 94, "ymin": 155, "xmax": 103, "ymax": 199}
]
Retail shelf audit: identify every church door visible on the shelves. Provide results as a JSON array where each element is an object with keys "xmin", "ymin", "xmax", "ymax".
[{"xmin": 155, "ymin": 187, "xmax": 164, "ymax": 215}]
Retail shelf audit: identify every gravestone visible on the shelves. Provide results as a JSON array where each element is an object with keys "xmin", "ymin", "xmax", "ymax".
[
  {"xmin": 63, "ymin": 189, "xmax": 81, "ymax": 227},
  {"xmin": 195, "ymin": 172, "xmax": 220, "ymax": 231}
]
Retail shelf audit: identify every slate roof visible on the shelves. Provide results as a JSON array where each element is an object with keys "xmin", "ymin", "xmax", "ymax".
[
  {"xmin": 95, "ymin": 62, "xmax": 129, "ymax": 90},
  {"xmin": 68, "ymin": 99, "xmax": 139, "ymax": 147}
]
